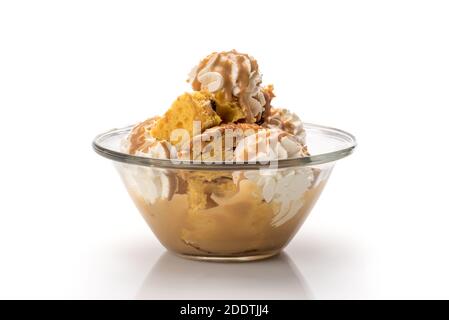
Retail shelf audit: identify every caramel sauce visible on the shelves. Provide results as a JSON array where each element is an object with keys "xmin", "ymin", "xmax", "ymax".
[
  {"xmin": 128, "ymin": 117, "xmax": 159, "ymax": 154},
  {"xmin": 190, "ymin": 50, "xmax": 262, "ymax": 123},
  {"xmin": 128, "ymin": 177, "xmax": 328, "ymax": 257}
]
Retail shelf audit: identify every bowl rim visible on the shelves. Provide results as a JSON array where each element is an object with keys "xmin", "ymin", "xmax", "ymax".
[{"xmin": 92, "ymin": 123, "xmax": 357, "ymax": 170}]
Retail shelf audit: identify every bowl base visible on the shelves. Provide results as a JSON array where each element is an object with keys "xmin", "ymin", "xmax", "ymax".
[{"xmin": 175, "ymin": 251, "xmax": 281, "ymax": 262}]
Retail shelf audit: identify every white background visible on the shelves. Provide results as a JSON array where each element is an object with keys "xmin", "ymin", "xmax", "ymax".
[{"xmin": 1, "ymin": 0, "xmax": 448, "ymax": 299}]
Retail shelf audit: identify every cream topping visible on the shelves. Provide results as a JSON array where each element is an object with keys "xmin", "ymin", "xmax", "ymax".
[
  {"xmin": 132, "ymin": 148, "xmax": 177, "ymax": 203},
  {"xmin": 265, "ymin": 108, "xmax": 306, "ymax": 144},
  {"xmin": 234, "ymin": 128, "xmax": 309, "ymax": 162},
  {"xmin": 233, "ymin": 168, "xmax": 314, "ymax": 227},
  {"xmin": 123, "ymin": 119, "xmax": 178, "ymax": 204},
  {"xmin": 178, "ymin": 123, "xmax": 261, "ymax": 162},
  {"xmin": 231, "ymin": 127, "xmax": 313, "ymax": 226},
  {"xmin": 188, "ymin": 50, "xmax": 267, "ymax": 122}
]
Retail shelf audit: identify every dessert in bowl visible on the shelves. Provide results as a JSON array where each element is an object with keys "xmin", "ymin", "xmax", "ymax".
[{"xmin": 93, "ymin": 50, "xmax": 356, "ymax": 262}]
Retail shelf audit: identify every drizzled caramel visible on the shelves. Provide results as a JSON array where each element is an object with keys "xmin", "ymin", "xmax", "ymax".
[
  {"xmin": 128, "ymin": 117, "xmax": 160, "ymax": 155},
  {"xmin": 190, "ymin": 50, "xmax": 264, "ymax": 123}
]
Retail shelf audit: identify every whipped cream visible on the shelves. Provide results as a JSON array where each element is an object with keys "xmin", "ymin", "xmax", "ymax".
[
  {"xmin": 234, "ymin": 128, "xmax": 309, "ymax": 162},
  {"xmin": 233, "ymin": 168, "xmax": 314, "ymax": 227},
  {"xmin": 178, "ymin": 124, "xmax": 308, "ymax": 163},
  {"xmin": 188, "ymin": 50, "xmax": 267, "ymax": 123},
  {"xmin": 122, "ymin": 119, "xmax": 178, "ymax": 205},
  {"xmin": 125, "ymin": 117, "xmax": 177, "ymax": 158},
  {"xmin": 131, "ymin": 146, "xmax": 177, "ymax": 204},
  {"xmin": 265, "ymin": 108, "xmax": 307, "ymax": 144},
  {"xmin": 231, "ymin": 127, "xmax": 314, "ymax": 226},
  {"xmin": 119, "ymin": 163, "xmax": 177, "ymax": 205},
  {"xmin": 178, "ymin": 123, "xmax": 260, "ymax": 162}
]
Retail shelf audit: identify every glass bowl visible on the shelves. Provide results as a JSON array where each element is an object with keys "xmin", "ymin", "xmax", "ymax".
[{"xmin": 93, "ymin": 123, "xmax": 356, "ymax": 262}]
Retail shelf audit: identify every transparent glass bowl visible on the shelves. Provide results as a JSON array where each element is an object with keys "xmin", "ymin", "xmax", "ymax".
[{"xmin": 93, "ymin": 123, "xmax": 356, "ymax": 262}]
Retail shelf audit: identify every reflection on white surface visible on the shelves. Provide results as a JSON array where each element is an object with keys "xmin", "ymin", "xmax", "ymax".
[{"xmin": 136, "ymin": 252, "xmax": 312, "ymax": 300}]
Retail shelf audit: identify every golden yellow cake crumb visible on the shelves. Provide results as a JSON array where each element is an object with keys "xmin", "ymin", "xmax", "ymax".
[
  {"xmin": 150, "ymin": 92, "xmax": 222, "ymax": 144},
  {"xmin": 180, "ymin": 171, "xmax": 237, "ymax": 213},
  {"xmin": 212, "ymin": 91, "xmax": 246, "ymax": 123}
]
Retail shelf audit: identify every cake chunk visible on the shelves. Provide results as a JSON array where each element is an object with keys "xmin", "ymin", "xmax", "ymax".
[
  {"xmin": 150, "ymin": 92, "xmax": 222, "ymax": 144},
  {"xmin": 212, "ymin": 91, "xmax": 246, "ymax": 123}
]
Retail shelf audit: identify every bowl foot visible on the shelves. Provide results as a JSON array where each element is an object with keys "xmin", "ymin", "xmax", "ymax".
[{"xmin": 174, "ymin": 251, "xmax": 281, "ymax": 262}]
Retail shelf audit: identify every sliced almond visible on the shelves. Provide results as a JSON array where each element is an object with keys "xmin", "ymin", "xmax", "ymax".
[
  {"xmin": 198, "ymin": 71, "xmax": 224, "ymax": 93},
  {"xmin": 280, "ymin": 136, "xmax": 301, "ymax": 156}
]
